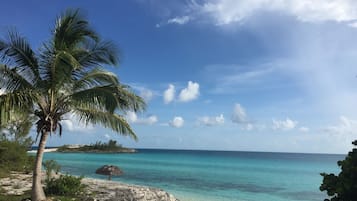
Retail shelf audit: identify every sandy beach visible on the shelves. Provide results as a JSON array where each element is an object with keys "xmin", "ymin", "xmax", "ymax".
[{"xmin": 27, "ymin": 148, "xmax": 58, "ymax": 153}]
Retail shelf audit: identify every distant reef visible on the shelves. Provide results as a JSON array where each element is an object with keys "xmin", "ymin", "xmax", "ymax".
[{"xmin": 56, "ymin": 140, "xmax": 137, "ymax": 153}]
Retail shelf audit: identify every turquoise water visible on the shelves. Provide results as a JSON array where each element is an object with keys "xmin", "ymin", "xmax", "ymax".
[{"xmin": 43, "ymin": 149, "xmax": 343, "ymax": 201}]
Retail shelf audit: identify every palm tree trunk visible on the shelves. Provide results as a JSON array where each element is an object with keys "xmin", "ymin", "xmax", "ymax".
[{"xmin": 31, "ymin": 131, "xmax": 49, "ymax": 201}]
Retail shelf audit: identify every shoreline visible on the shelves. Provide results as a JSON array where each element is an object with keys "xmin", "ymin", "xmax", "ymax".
[
  {"xmin": 27, "ymin": 148, "xmax": 58, "ymax": 153},
  {"xmin": 0, "ymin": 172, "xmax": 179, "ymax": 201},
  {"xmin": 28, "ymin": 147, "xmax": 137, "ymax": 154}
]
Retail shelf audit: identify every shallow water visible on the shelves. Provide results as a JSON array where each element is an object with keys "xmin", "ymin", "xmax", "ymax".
[{"xmin": 43, "ymin": 149, "xmax": 343, "ymax": 201}]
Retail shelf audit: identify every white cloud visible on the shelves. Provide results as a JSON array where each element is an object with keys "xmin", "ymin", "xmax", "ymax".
[
  {"xmin": 62, "ymin": 114, "xmax": 94, "ymax": 132},
  {"xmin": 197, "ymin": 114, "xmax": 225, "ymax": 126},
  {"xmin": 183, "ymin": 0, "xmax": 357, "ymax": 26},
  {"xmin": 231, "ymin": 103, "xmax": 247, "ymax": 123},
  {"xmin": 244, "ymin": 123, "xmax": 254, "ymax": 131},
  {"xmin": 178, "ymin": 81, "xmax": 200, "ymax": 102},
  {"xmin": 163, "ymin": 84, "xmax": 175, "ymax": 104},
  {"xmin": 0, "ymin": 89, "xmax": 4, "ymax": 95},
  {"xmin": 348, "ymin": 21, "xmax": 357, "ymax": 28},
  {"xmin": 130, "ymin": 84, "xmax": 156, "ymax": 102},
  {"xmin": 299, "ymin": 127, "xmax": 310, "ymax": 132},
  {"xmin": 167, "ymin": 16, "xmax": 191, "ymax": 25},
  {"xmin": 126, "ymin": 111, "xmax": 158, "ymax": 125},
  {"xmin": 323, "ymin": 116, "xmax": 357, "ymax": 135},
  {"xmin": 104, "ymin": 134, "xmax": 111, "ymax": 139},
  {"xmin": 169, "ymin": 116, "xmax": 184, "ymax": 128},
  {"xmin": 272, "ymin": 118, "xmax": 298, "ymax": 131},
  {"xmin": 140, "ymin": 89, "xmax": 154, "ymax": 102}
]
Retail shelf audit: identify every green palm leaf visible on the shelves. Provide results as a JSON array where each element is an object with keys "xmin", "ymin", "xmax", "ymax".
[
  {"xmin": 0, "ymin": 64, "xmax": 33, "ymax": 91},
  {"xmin": 0, "ymin": 30, "xmax": 39, "ymax": 82},
  {"xmin": 74, "ymin": 108, "xmax": 137, "ymax": 140},
  {"xmin": 72, "ymin": 68, "xmax": 119, "ymax": 89}
]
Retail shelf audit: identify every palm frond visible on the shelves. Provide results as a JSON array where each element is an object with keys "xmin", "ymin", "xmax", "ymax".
[
  {"xmin": 54, "ymin": 9, "xmax": 98, "ymax": 50},
  {"xmin": 115, "ymin": 85, "xmax": 146, "ymax": 112},
  {"xmin": 40, "ymin": 49, "xmax": 81, "ymax": 89},
  {"xmin": 0, "ymin": 64, "xmax": 33, "ymax": 91},
  {"xmin": 72, "ymin": 68, "xmax": 119, "ymax": 90},
  {"xmin": 75, "ymin": 40, "xmax": 119, "ymax": 68},
  {"xmin": 0, "ymin": 91, "xmax": 35, "ymax": 125},
  {"xmin": 0, "ymin": 30, "xmax": 40, "ymax": 83},
  {"xmin": 74, "ymin": 108, "xmax": 137, "ymax": 140},
  {"xmin": 71, "ymin": 85, "xmax": 119, "ymax": 113}
]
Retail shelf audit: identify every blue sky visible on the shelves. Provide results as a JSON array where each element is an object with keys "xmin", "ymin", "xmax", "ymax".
[{"xmin": 1, "ymin": 0, "xmax": 357, "ymax": 153}]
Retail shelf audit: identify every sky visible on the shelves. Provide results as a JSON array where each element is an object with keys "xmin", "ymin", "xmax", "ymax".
[{"xmin": 1, "ymin": 0, "xmax": 357, "ymax": 154}]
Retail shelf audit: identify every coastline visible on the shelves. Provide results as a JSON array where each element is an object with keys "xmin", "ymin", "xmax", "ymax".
[
  {"xmin": 28, "ymin": 146, "xmax": 137, "ymax": 154},
  {"xmin": 0, "ymin": 172, "xmax": 179, "ymax": 201},
  {"xmin": 27, "ymin": 148, "xmax": 58, "ymax": 153}
]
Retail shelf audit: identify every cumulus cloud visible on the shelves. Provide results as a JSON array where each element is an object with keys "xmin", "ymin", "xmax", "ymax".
[
  {"xmin": 272, "ymin": 118, "xmax": 298, "ymax": 131},
  {"xmin": 323, "ymin": 116, "xmax": 357, "ymax": 135},
  {"xmin": 163, "ymin": 84, "xmax": 175, "ymax": 104},
  {"xmin": 197, "ymin": 114, "xmax": 225, "ymax": 126},
  {"xmin": 126, "ymin": 111, "xmax": 158, "ymax": 125},
  {"xmin": 167, "ymin": 16, "xmax": 191, "ymax": 25},
  {"xmin": 104, "ymin": 134, "xmax": 111, "ymax": 139},
  {"xmin": 231, "ymin": 103, "xmax": 247, "ymax": 123},
  {"xmin": 169, "ymin": 116, "xmax": 184, "ymax": 128},
  {"xmin": 178, "ymin": 81, "xmax": 200, "ymax": 102}
]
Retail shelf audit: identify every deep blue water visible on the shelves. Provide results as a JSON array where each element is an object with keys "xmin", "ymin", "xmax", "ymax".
[{"xmin": 41, "ymin": 149, "xmax": 344, "ymax": 201}]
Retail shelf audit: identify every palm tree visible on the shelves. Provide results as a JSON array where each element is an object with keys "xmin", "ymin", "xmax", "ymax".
[{"xmin": 0, "ymin": 9, "xmax": 145, "ymax": 201}]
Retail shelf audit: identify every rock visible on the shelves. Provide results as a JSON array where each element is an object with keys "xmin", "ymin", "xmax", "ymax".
[
  {"xmin": 0, "ymin": 172, "xmax": 180, "ymax": 201},
  {"xmin": 81, "ymin": 178, "xmax": 179, "ymax": 201}
]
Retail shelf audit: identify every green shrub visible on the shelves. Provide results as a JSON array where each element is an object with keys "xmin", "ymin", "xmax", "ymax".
[
  {"xmin": 43, "ymin": 160, "xmax": 61, "ymax": 180},
  {"xmin": 0, "ymin": 140, "xmax": 33, "ymax": 175},
  {"xmin": 45, "ymin": 174, "xmax": 85, "ymax": 196},
  {"xmin": 320, "ymin": 140, "xmax": 357, "ymax": 200}
]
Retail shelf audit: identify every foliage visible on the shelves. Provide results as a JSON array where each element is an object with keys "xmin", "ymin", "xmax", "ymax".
[
  {"xmin": 0, "ymin": 8, "xmax": 145, "ymax": 200},
  {"xmin": 0, "ymin": 140, "xmax": 34, "ymax": 176},
  {"xmin": 0, "ymin": 9, "xmax": 146, "ymax": 141},
  {"xmin": 0, "ymin": 194, "xmax": 31, "ymax": 201},
  {"xmin": 43, "ymin": 160, "xmax": 61, "ymax": 180},
  {"xmin": 0, "ymin": 191, "xmax": 83, "ymax": 201},
  {"xmin": 320, "ymin": 140, "xmax": 357, "ymax": 201},
  {"xmin": 57, "ymin": 139, "xmax": 135, "ymax": 153},
  {"xmin": 84, "ymin": 140, "xmax": 123, "ymax": 151},
  {"xmin": 45, "ymin": 174, "xmax": 85, "ymax": 196},
  {"xmin": 0, "ymin": 109, "xmax": 33, "ymax": 146}
]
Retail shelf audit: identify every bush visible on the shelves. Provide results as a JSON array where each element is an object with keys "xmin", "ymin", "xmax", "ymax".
[
  {"xmin": 45, "ymin": 174, "xmax": 85, "ymax": 196},
  {"xmin": 320, "ymin": 140, "xmax": 357, "ymax": 201},
  {"xmin": 43, "ymin": 160, "xmax": 61, "ymax": 180},
  {"xmin": 0, "ymin": 140, "xmax": 34, "ymax": 175}
]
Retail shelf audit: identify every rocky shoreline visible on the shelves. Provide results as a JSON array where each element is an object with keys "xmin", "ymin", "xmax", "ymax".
[{"xmin": 0, "ymin": 172, "xmax": 179, "ymax": 201}]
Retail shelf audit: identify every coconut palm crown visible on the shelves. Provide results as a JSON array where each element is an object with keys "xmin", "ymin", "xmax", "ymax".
[{"xmin": 0, "ymin": 9, "xmax": 145, "ymax": 201}]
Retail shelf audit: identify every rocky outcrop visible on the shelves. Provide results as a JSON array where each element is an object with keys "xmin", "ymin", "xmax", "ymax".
[
  {"xmin": 0, "ymin": 172, "xmax": 179, "ymax": 201},
  {"xmin": 83, "ymin": 178, "xmax": 179, "ymax": 201},
  {"xmin": 0, "ymin": 172, "xmax": 33, "ymax": 195}
]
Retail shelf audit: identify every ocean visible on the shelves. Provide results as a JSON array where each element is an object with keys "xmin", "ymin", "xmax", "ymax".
[{"xmin": 42, "ymin": 149, "xmax": 344, "ymax": 201}]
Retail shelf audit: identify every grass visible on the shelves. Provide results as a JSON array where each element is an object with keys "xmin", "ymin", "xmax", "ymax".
[
  {"xmin": 0, "ymin": 192, "xmax": 84, "ymax": 201},
  {"xmin": 0, "ymin": 168, "xmax": 10, "ymax": 179},
  {"xmin": 0, "ymin": 190, "xmax": 31, "ymax": 201}
]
